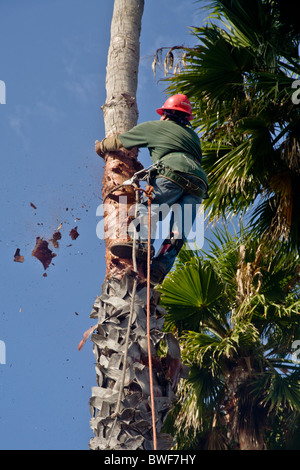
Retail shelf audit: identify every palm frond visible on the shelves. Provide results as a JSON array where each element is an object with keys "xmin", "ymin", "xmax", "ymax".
[
  {"xmin": 251, "ymin": 369, "xmax": 300, "ymax": 412},
  {"xmin": 163, "ymin": 0, "xmax": 300, "ymax": 249},
  {"xmin": 159, "ymin": 259, "xmax": 225, "ymax": 332}
]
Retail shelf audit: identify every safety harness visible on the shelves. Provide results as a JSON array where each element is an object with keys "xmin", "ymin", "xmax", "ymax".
[
  {"xmin": 150, "ymin": 162, "xmax": 208, "ymax": 199},
  {"xmin": 104, "ymin": 160, "xmax": 208, "ymax": 202}
]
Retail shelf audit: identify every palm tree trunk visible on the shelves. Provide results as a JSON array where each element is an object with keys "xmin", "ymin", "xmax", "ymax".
[
  {"xmin": 224, "ymin": 364, "xmax": 264, "ymax": 450},
  {"xmin": 89, "ymin": 0, "xmax": 181, "ymax": 450},
  {"xmin": 89, "ymin": 278, "xmax": 178, "ymax": 450},
  {"xmin": 101, "ymin": 0, "xmax": 145, "ymax": 281},
  {"xmin": 239, "ymin": 430, "xmax": 264, "ymax": 450}
]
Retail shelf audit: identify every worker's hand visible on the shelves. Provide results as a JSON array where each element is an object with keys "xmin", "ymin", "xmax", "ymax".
[
  {"xmin": 95, "ymin": 140, "xmax": 105, "ymax": 158},
  {"xmin": 95, "ymin": 134, "xmax": 123, "ymax": 157}
]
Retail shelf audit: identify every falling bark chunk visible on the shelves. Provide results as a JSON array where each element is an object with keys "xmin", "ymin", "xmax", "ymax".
[
  {"xmin": 32, "ymin": 237, "xmax": 56, "ymax": 270},
  {"xmin": 30, "ymin": 202, "xmax": 37, "ymax": 209},
  {"xmin": 78, "ymin": 323, "xmax": 98, "ymax": 351},
  {"xmin": 50, "ymin": 231, "xmax": 62, "ymax": 248},
  {"xmin": 14, "ymin": 248, "xmax": 24, "ymax": 263},
  {"xmin": 69, "ymin": 226, "xmax": 79, "ymax": 240}
]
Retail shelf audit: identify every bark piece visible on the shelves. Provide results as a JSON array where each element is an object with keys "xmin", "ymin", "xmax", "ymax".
[
  {"xmin": 50, "ymin": 231, "xmax": 62, "ymax": 249},
  {"xmin": 32, "ymin": 237, "xmax": 56, "ymax": 270},
  {"xmin": 14, "ymin": 248, "xmax": 24, "ymax": 263},
  {"xmin": 78, "ymin": 324, "xmax": 98, "ymax": 351},
  {"xmin": 69, "ymin": 226, "xmax": 79, "ymax": 240}
]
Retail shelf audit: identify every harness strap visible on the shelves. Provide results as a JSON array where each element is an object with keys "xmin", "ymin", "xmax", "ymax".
[{"xmin": 149, "ymin": 162, "xmax": 208, "ymax": 198}]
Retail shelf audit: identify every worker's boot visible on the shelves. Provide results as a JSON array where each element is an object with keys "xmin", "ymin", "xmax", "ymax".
[
  {"xmin": 110, "ymin": 241, "xmax": 155, "ymax": 262},
  {"xmin": 150, "ymin": 260, "xmax": 167, "ymax": 286},
  {"xmin": 149, "ymin": 232, "xmax": 183, "ymax": 285}
]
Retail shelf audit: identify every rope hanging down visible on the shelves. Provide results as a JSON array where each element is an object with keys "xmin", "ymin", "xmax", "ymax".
[
  {"xmin": 106, "ymin": 173, "xmax": 158, "ymax": 451},
  {"xmin": 145, "ymin": 184, "xmax": 157, "ymax": 450}
]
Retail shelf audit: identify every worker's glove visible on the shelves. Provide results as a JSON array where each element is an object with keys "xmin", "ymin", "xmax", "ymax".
[
  {"xmin": 95, "ymin": 140, "xmax": 105, "ymax": 157},
  {"xmin": 95, "ymin": 134, "xmax": 123, "ymax": 158}
]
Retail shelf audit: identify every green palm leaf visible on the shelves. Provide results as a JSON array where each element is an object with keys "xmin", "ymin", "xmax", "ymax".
[{"xmin": 159, "ymin": 259, "xmax": 224, "ymax": 332}]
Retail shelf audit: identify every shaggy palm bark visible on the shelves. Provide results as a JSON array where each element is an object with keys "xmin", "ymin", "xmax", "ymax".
[
  {"xmin": 223, "ymin": 245, "xmax": 265, "ymax": 450},
  {"xmin": 224, "ymin": 364, "xmax": 265, "ymax": 450},
  {"xmin": 89, "ymin": 0, "xmax": 182, "ymax": 450},
  {"xmin": 89, "ymin": 277, "xmax": 181, "ymax": 450}
]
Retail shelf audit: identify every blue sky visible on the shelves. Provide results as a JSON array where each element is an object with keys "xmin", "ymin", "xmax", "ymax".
[{"xmin": 0, "ymin": 0, "xmax": 209, "ymax": 450}]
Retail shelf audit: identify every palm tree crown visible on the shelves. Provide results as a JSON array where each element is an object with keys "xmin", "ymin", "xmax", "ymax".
[{"xmin": 166, "ymin": 0, "xmax": 300, "ymax": 250}]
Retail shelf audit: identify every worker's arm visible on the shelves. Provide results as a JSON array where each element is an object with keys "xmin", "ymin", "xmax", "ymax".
[
  {"xmin": 95, "ymin": 122, "xmax": 151, "ymax": 157},
  {"xmin": 95, "ymin": 134, "xmax": 123, "ymax": 158}
]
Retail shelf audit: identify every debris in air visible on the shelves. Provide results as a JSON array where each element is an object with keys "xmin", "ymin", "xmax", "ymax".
[
  {"xmin": 49, "ymin": 223, "xmax": 63, "ymax": 248},
  {"xmin": 51, "ymin": 224, "xmax": 63, "ymax": 248},
  {"xmin": 14, "ymin": 248, "xmax": 24, "ymax": 263},
  {"xmin": 50, "ymin": 231, "xmax": 62, "ymax": 248},
  {"xmin": 78, "ymin": 324, "xmax": 98, "ymax": 351},
  {"xmin": 69, "ymin": 226, "xmax": 79, "ymax": 240},
  {"xmin": 32, "ymin": 237, "xmax": 56, "ymax": 270},
  {"xmin": 14, "ymin": 206, "xmax": 82, "ymax": 270}
]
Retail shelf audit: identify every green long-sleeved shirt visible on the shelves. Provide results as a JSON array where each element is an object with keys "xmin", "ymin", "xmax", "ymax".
[{"xmin": 118, "ymin": 120, "xmax": 208, "ymax": 190}]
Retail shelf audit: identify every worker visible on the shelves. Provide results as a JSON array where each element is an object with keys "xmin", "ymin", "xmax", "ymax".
[{"xmin": 95, "ymin": 94, "xmax": 208, "ymax": 285}]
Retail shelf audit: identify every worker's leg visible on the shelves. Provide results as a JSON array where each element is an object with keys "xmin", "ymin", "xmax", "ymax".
[
  {"xmin": 150, "ymin": 191, "xmax": 203, "ymax": 284},
  {"xmin": 113, "ymin": 177, "xmax": 184, "ymax": 261},
  {"xmin": 114, "ymin": 176, "xmax": 203, "ymax": 279},
  {"xmin": 135, "ymin": 177, "xmax": 185, "ymax": 241}
]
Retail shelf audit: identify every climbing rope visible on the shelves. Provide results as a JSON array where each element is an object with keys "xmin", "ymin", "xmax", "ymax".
[
  {"xmin": 106, "ymin": 173, "xmax": 158, "ymax": 451},
  {"xmin": 145, "ymin": 184, "xmax": 157, "ymax": 450}
]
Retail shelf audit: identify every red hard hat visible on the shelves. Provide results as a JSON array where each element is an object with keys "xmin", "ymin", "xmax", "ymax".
[{"xmin": 156, "ymin": 94, "xmax": 194, "ymax": 120}]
